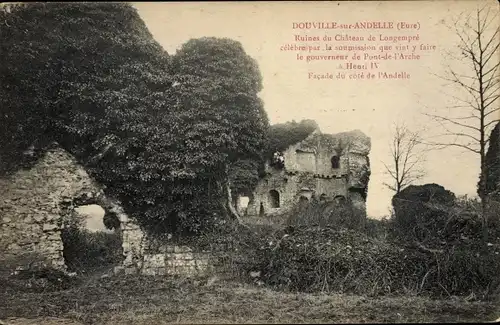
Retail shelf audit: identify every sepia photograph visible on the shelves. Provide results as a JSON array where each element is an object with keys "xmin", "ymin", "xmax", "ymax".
[{"xmin": 0, "ymin": 1, "xmax": 499, "ymax": 324}]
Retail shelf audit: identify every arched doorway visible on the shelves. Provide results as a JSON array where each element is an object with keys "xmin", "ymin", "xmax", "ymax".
[{"xmin": 269, "ymin": 190, "xmax": 280, "ymax": 208}]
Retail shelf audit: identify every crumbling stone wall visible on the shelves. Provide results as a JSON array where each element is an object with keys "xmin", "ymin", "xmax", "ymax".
[
  {"xmin": 0, "ymin": 144, "xmax": 104, "ymax": 270},
  {"xmin": 246, "ymin": 129, "xmax": 371, "ymax": 217},
  {"xmin": 119, "ymin": 216, "xmax": 212, "ymax": 276}
]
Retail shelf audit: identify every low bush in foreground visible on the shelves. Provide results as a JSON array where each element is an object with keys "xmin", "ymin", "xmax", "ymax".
[
  {"xmin": 151, "ymin": 214, "xmax": 499, "ymax": 300},
  {"xmin": 252, "ymin": 226, "xmax": 500, "ymax": 298}
]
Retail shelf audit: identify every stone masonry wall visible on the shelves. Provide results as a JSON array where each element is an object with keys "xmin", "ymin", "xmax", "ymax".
[
  {"xmin": 246, "ymin": 171, "xmax": 348, "ymax": 216},
  {"xmin": 246, "ymin": 129, "xmax": 370, "ymax": 218},
  {"xmin": 119, "ymin": 215, "xmax": 212, "ymax": 277},
  {"xmin": 0, "ymin": 144, "xmax": 103, "ymax": 270}
]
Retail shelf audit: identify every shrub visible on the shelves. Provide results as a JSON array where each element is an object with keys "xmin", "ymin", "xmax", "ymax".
[
  {"xmin": 254, "ymin": 227, "xmax": 500, "ymax": 298},
  {"xmin": 389, "ymin": 184, "xmax": 492, "ymax": 245},
  {"xmin": 286, "ymin": 198, "xmax": 364, "ymax": 230},
  {"xmin": 391, "ymin": 186, "xmax": 500, "ymax": 249},
  {"xmin": 363, "ymin": 217, "xmax": 391, "ymax": 240},
  {"xmin": 61, "ymin": 226, "xmax": 123, "ymax": 273},
  {"xmin": 392, "ymin": 184, "xmax": 455, "ymax": 238}
]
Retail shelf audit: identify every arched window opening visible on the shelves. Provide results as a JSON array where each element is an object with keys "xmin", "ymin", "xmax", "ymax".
[
  {"xmin": 331, "ymin": 155, "xmax": 340, "ymax": 169},
  {"xmin": 269, "ymin": 190, "xmax": 280, "ymax": 208},
  {"xmin": 334, "ymin": 195, "xmax": 346, "ymax": 205}
]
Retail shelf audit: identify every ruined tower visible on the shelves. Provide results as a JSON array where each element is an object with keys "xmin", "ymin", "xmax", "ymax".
[{"xmin": 244, "ymin": 128, "xmax": 371, "ymax": 218}]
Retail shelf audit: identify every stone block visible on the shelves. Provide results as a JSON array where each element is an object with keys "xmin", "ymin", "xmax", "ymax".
[
  {"xmin": 194, "ymin": 252, "xmax": 210, "ymax": 260},
  {"xmin": 44, "ymin": 233, "xmax": 60, "ymax": 241},
  {"xmin": 45, "ymin": 214, "xmax": 58, "ymax": 221},
  {"xmin": 123, "ymin": 254, "xmax": 134, "ymax": 266},
  {"xmin": 33, "ymin": 215, "xmax": 45, "ymax": 223},
  {"xmin": 122, "ymin": 241, "xmax": 131, "ymax": 251},
  {"xmin": 173, "ymin": 252, "xmax": 193, "ymax": 260},
  {"xmin": 143, "ymin": 254, "xmax": 165, "ymax": 268},
  {"xmin": 42, "ymin": 223, "xmax": 58, "ymax": 232},
  {"xmin": 177, "ymin": 266, "xmax": 197, "ymax": 276},
  {"xmin": 181, "ymin": 260, "xmax": 196, "ymax": 267},
  {"xmin": 124, "ymin": 223, "xmax": 141, "ymax": 231},
  {"xmin": 42, "ymin": 241, "xmax": 63, "ymax": 253},
  {"xmin": 118, "ymin": 213, "xmax": 129, "ymax": 224},
  {"xmin": 8, "ymin": 243, "xmax": 21, "ymax": 251},
  {"xmin": 125, "ymin": 267, "xmax": 137, "ymax": 275},
  {"xmin": 196, "ymin": 259, "xmax": 209, "ymax": 269},
  {"xmin": 23, "ymin": 216, "xmax": 33, "ymax": 223},
  {"xmin": 168, "ymin": 260, "xmax": 182, "ymax": 267},
  {"xmin": 142, "ymin": 267, "xmax": 157, "ymax": 276},
  {"xmin": 174, "ymin": 245, "xmax": 192, "ymax": 253}
]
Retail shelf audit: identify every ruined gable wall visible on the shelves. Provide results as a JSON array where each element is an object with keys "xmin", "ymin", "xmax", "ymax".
[{"xmin": 0, "ymin": 145, "xmax": 103, "ymax": 270}]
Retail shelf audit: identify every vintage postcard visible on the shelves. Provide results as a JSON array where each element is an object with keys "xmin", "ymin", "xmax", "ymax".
[{"xmin": 0, "ymin": 1, "xmax": 499, "ymax": 324}]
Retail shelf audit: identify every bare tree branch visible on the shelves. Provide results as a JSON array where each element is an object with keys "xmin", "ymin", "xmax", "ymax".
[
  {"xmin": 383, "ymin": 122, "xmax": 426, "ymax": 194},
  {"xmin": 424, "ymin": 5, "xmax": 499, "ymax": 218},
  {"xmin": 423, "ymin": 113, "xmax": 481, "ymax": 132}
]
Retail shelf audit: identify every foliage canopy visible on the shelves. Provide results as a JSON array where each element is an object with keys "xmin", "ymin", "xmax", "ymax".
[{"xmin": 1, "ymin": 3, "xmax": 269, "ymax": 235}]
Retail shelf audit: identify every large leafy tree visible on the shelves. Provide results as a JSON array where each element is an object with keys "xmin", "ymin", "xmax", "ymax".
[
  {"xmin": 1, "ymin": 5, "xmax": 269, "ymax": 235},
  {"xmin": 170, "ymin": 37, "xmax": 269, "ymax": 221},
  {"xmin": 0, "ymin": 3, "xmax": 181, "ymax": 234}
]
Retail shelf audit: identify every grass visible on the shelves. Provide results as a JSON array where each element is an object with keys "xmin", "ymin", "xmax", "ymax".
[{"xmin": 1, "ymin": 272, "xmax": 499, "ymax": 324}]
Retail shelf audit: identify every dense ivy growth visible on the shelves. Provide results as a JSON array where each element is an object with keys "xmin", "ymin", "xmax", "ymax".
[
  {"xmin": 266, "ymin": 119, "xmax": 319, "ymax": 158},
  {"xmin": 1, "ymin": 3, "xmax": 269, "ymax": 236}
]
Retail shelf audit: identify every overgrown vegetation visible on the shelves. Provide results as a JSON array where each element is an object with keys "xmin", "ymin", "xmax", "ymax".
[
  {"xmin": 1, "ymin": 3, "xmax": 268, "ymax": 236},
  {"xmin": 266, "ymin": 119, "xmax": 319, "ymax": 157},
  {"xmin": 1, "ymin": 274, "xmax": 497, "ymax": 324},
  {"xmin": 172, "ymin": 184, "xmax": 499, "ymax": 301},
  {"xmin": 61, "ymin": 227, "xmax": 123, "ymax": 274},
  {"xmin": 253, "ymin": 226, "xmax": 500, "ymax": 298},
  {"xmin": 2, "ymin": 4, "xmax": 500, "ymax": 322},
  {"xmin": 286, "ymin": 198, "xmax": 365, "ymax": 230},
  {"xmin": 234, "ymin": 184, "xmax": 500, "ymax": 299}
]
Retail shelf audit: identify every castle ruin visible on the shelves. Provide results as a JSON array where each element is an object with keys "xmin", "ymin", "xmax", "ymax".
[{"xmin": 242, "ymin": 128, "xmax": 371, "ymax": 218}]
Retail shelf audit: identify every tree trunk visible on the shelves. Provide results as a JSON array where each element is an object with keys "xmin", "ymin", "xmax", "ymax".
[{"xmin": 225, "ymin": 180, "xmax": 250, "ymax": 229}]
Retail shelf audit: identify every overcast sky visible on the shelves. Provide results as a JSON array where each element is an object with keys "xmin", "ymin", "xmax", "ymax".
[{"xmin": 134, "ymin": 1, "xmax": 497, "ymax": 218}]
